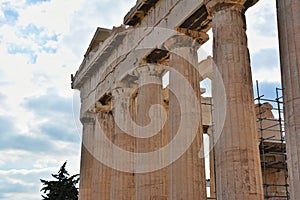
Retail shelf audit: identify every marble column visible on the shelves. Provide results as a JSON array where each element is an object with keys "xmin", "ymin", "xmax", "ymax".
[
  {"xmin": 167, "ymin": 35, "xmax": 207, "ymax": 199},
  {"xmin": 276, "ymin": 0, "xmax": 300, "ymax": 199},
  {"xmin": 135, "ymin": 64, "xmax": 169, "ymax": 199},
  {"xmin": 206, "ymin": 1, "xmax": 264, "ymax": 199},
  {"xmin": 110, "ymin": 87, "xmax": 136, "ymax": 200},
  {"xmin": 91, "ymin": 112, "xmax": 113, "ymax": 200},
  {"xmin": 79, "ymin": 112, "xmax": 96, "ymax": 200}
]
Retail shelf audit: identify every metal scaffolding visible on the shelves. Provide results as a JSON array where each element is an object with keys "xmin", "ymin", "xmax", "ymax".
[{"xmin": 255, "ymin": 81, "xmax": 289, "ymax": 199}]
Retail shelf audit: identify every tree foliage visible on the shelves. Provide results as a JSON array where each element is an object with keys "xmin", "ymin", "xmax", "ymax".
[{"xmin": 40, "ymin": 161, "xmax": 80, "ymax": 200}]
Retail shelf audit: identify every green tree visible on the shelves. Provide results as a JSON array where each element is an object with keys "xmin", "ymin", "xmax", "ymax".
[{"xmin": 40, "ymin": 161, "xmax": 80, "ymax": 200}]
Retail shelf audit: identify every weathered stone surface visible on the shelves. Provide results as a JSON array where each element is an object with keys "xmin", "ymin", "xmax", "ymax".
[
  {"xmin": 134, "ymin": 64, "xmax": 169, "ymax": 199},
  {"xmin": 277, "ymin": 0, "xmax": 300, "ymax": 199},
  {"xmin": 168, "ymin": 36, "xmax": 207, "ymax": 199},
  {"xmin": 78, "ymin": 113, "xmax": 96, "ymax": 200},
  {"xmin": 72, "ymin": 0, "xmax": 210, "ymax": 119},
  {"xmin": 209, "ymin": 1, "xmax": 264, "ymax": 199},
  {"xmin": 110, "ymin": 87, "xmax": 136, "ymax": 200},
  {"xmin": 91, "ymin": 113, "xmax": 113, "ymax": 200},
  {"xmin": 255, "ymin": 103, "xmax": 282, "ymax": 141}
]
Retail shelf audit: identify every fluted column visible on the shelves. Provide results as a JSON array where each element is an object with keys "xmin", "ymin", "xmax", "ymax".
[
  {"xmin": 167, "ymin": 35, "xmax": 207, "ymax": 199},
  {"xmin": 110, "ymin": 87, "xmax": 136, "ymax": 200},
  {"xmin": 276, "ymin": 1, "xmax": 300, "ymax": 199},
  {"xmin": 135, "ymin": 64, "xmax": 169, "ymax": 199},
  {"xmin": 206, "ymin": 1, "xmax": 264, "ymax": 199},
  {"xmin": 91, "ymin": 111, "xmax": 114, "ymax": 200},
  {"xmin": 79, "ymin": 112, "xmax": 96, "ymax": 200}
]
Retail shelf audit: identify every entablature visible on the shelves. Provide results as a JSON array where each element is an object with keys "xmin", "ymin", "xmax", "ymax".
[
  {"xmin": 124, "ymin": 0, "xmax": 160, "ymax": 26},
  {"xmin": 72, "ymin": 0, "xmax": 259, "ymax": 118}
]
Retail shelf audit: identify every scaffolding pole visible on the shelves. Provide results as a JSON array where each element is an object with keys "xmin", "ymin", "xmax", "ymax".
[{"xmin": 255, "ymin": 81, "xmax": 289, "ymax": 200}]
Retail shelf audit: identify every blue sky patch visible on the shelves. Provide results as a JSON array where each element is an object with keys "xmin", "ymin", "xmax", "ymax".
[
  {"xmin": 7, "ymin": 24, "xmax": 59, "ymax": 63},
  {"xmin": 7, "ymin": 43, "xmax": 34, "ymax": 55},
  {"xmin": 26, "ymin": 0, "xmax": 51, "ymax": 5},
  {"xmin": 20, "ymin": 23, "xmax": 44, "ymax": 36},
  {"xmin": 40, "ymin": 123, "xmax": 79, "ymax": 142},
  {"xmin": 0, "ymin": 115, "xmax": 56, "ymax": 152},
  {"xmin": 7, "ymin": 43, "xmax": 38, "ymax": 64},
  {"xmin": 22, "ymin": 92, "xmax": 73, "ymax": 117},
  {"xmin": 0, "ymin": 115, "xmax": 15, "ymax": 134},
  {"xmin": 0, "ymin": 170, "xmax": 47, "ymax": 200},
  {"xmin": 252, "ymin": 5, "xmax": 278, "ymax": 37},
  {"xmin": 3, "ymin": 9, "xmax": 19, "ymax": 25},
  {"xmin": 19, "ymin": 24, "xmax": 59, "ymax": 52},
  {"xmin": 251, "ymin": 48, "xmax": 280, "ymax": 70},
  {"xmin": 43, "ymin": 47, "xmax": 57, "ymax": 54},
  {"xmin": 21, "ymin": 92, "xmax": 79, "ymax": 143},
  {"xmin": 253, "ymin": 81, "xmax": 282, "ymax": 100}
]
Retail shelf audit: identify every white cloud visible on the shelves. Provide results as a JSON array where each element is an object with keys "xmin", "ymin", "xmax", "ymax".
[
  {"xmin": 252, "ymin": 66, "xmax": 281, "ymax": 83},
  {"xmin": 0, "ymin": 150, "xmax": 29, "ymax": 164},
  {"xmin": 246, "ymin": 0, "xmax": 279, "ymax": 54},
  {"xmin": 0, "ymin": 193, "xmax": 39, "ymax": 200},
  {"xmin": 0, "ymin": 0, "xmax": 108, "ymax": 198},
  {"xmin": 17, "ymin": 0, "xmax": 84, "ymax": 34},
  {"xmin": 0, "ymin": 166, "xmax": 60, "ymax": 176},
  {"xmin": 7, "ymin": 177, "xmax": 36, "ymax": 186},
  {"xmin": 0, "ymin": 9, "xmax": 4, "ymax": 18}
]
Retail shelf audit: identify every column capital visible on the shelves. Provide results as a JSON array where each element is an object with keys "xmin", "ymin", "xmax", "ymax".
[
  {"xmin": 205, "ymin": 0, "xmax": 246, "ymax": 15},
  {"xmin": 163, "ymin": 33, "xmax": 206, "ymax": 51},
  {"xmin": 133, "ymin": 63, "xmax": 167, "ymax": 78},
  {"xmin": 176, "ymin": 28, "xmax": 209, "ymax": 46},
  {"xmin": 80, "ymin": 111, "xmax": 96, "ymax": 124}
]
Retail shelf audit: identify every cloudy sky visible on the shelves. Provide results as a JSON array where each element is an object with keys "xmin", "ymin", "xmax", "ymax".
[{"xmin": 0, "ymin": 0, "xmax": 280, "ymax": 199}]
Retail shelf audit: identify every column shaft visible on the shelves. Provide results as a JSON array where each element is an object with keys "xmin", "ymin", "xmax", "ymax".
[
  {"xmin": 79, "ymin": 114, "xmax": 95, "ymax": 200},
  {"xmin": 91, "ymin": 112, "xmax": 113, "ymax": 200},
  {"xmin": 276, "ymin": 0, "xmax": 300, "ymax": 199},
  {"xmin": 135, "ymin": 64, "xmax": 168, "ymax": 199},
  {"xmin": 110, "ymin": 88, "xmax": 136, "ymax": 200},
  {"xmin": 211, "ymin": 5, "xmax": 264, "ymax": 200},
  {"xmin": 169, "ymin": 44, "xmax": 207, "ymax": 199}
]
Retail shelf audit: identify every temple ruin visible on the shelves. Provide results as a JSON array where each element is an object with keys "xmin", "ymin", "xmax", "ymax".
[{"xmin": 71, "ymin": 0, "xmax": 300, "ymax": 199}]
